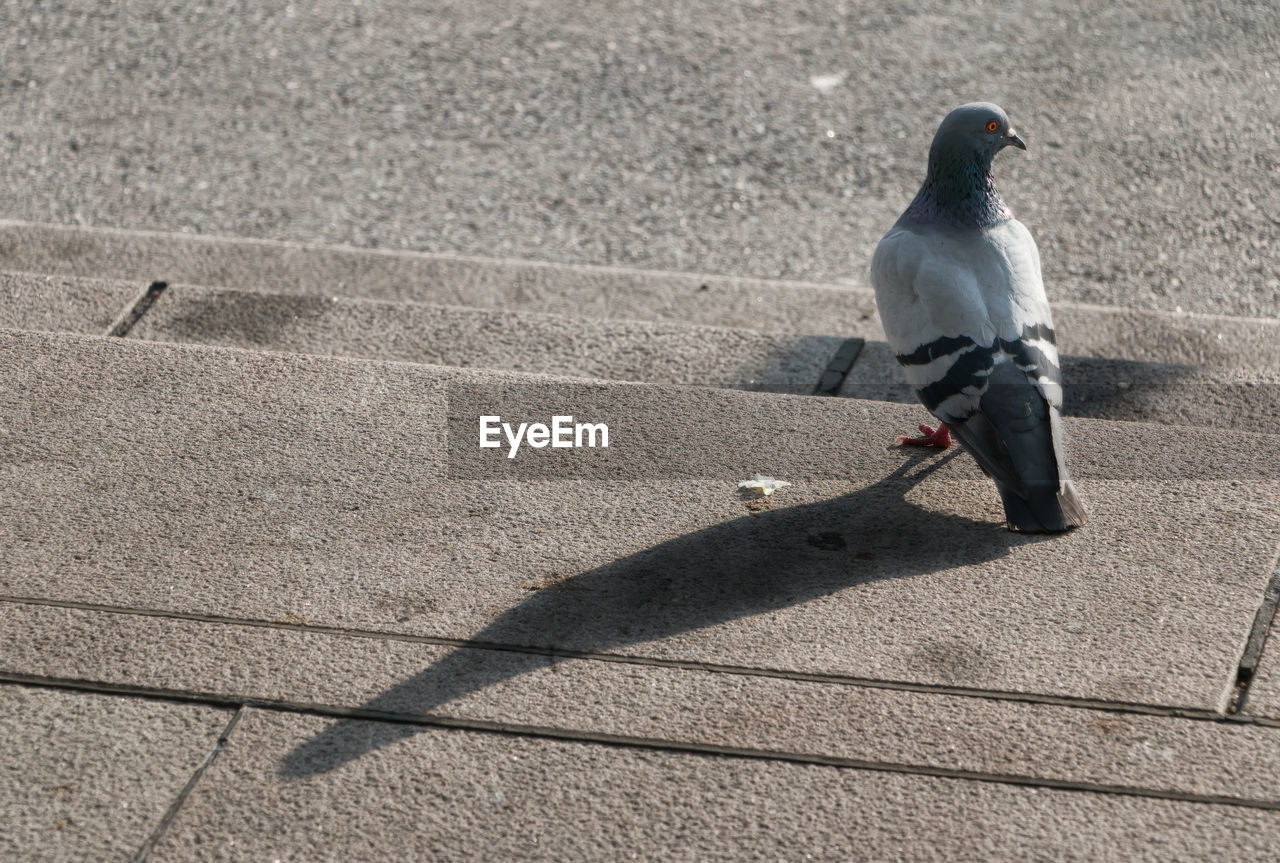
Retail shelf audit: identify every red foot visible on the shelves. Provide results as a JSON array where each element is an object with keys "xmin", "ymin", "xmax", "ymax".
[{"xmin": 896, "ymin": 423, "xmax": 952, "ymax": 448}]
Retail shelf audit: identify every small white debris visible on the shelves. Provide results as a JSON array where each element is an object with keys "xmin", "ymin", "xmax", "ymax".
[
  {"xmin": 737, "ymin": 474, "xmax": 792, "ymax": 496},
  {"xmin": 809, "ymin": 72, "xmax": 846, "ymax": 94}
]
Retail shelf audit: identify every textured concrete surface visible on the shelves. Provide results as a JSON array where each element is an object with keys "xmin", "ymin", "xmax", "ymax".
[
  {"xmin": 0, "ymin": 219, "xmax": 881, "ymax": 336},
  {"xmin": 0, "ymin": 684, "xmax": 230, "ymax": 863},
  {"xmin": 1052, "ymin": 305, "xmax": 1280, "ymax": 376},
  {"xmin": 132, "ymin": 285, "xmax": 846, "ymax": 393},
  {"xmin": 3, "ymin": 329, "xmax": 1278, "ymax": 712},
  {"xmin": 146, "ymin": 708, "xmax": 1280, "ymax": 862},
  {"xmin": 841, "ymin": 340, "xmax": 1280, "ymax": 430},
  {"xmin": 6, "ymin": 601, "xmax": 1280, "ymax": 805},
  {"xmin": 4, "ymin": 2, "xmax": 1277, "ymax": 852},
  {"xmin": 1247, "ymin": 669, "xmax": 1280, "ymax": 720},
  {"xmin": 1, "ymin": 2, "xmax": 1276, "ymax": 318},
  {"xmin": 5, "ymin": 221, "xmax": 1280, "ymax": 376},
  {"xmin": 0, "ymin": 271, "xmax": 143, "ymax": 335}
]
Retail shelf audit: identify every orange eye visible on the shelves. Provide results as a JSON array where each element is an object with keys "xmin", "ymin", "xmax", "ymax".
[{"xmin": 986, "ymin": 120, "xmax": 1000, "ymax": 132}]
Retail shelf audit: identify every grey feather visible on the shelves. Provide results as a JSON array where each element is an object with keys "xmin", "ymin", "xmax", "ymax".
[{"xmin": 948, "ymin": 361, "xmax": 1086, "ymax": 532}]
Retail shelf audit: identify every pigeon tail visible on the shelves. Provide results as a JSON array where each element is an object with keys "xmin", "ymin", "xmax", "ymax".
[
  {"xmin": 947, "ymin": 360, "xmax": 1086, "ymax": 533},
  {"xmin": 994, "ymin": 475, "xmax": 1087, "ymax": 534}
]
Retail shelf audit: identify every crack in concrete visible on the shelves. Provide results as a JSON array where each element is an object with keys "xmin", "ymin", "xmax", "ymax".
[
  {"xmin": 131, "ymin": 704, "xmax": 245, "ymax": 862},
  {"xmin": 1228, "ymin": 560, "xmax": 1280, "ymax": 714}
]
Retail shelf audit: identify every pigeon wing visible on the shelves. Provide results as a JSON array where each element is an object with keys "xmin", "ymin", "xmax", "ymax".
[{"xmin": 872, "ymin": 220, "xmax": 1085, "ymax": 531}]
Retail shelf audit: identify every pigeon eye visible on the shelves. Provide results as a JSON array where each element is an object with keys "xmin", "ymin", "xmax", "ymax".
[{"xmin": 986, "ymin": 120, "xmax": 1000, "ymax": 132}]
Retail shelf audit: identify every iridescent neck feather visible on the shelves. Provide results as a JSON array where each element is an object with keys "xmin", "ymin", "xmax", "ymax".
[{"xmin": 902, "ymin": 146, "xmax": 1011, "ymax": 230}]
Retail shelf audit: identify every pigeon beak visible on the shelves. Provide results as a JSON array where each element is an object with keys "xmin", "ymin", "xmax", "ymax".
[{"xmin": 1006, "ymin": 129, "xmax": 1027, "ymax": 150}]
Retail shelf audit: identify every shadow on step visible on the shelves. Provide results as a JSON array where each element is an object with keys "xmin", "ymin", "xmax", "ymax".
[
  {"xmin": 132, "ymin": 287, "xmax": 848, "ymax": 394},
  {"xmin": 844, "ymin": 351, "xmax": 1280, "ymax": 430},
  {"xmin": 281, "ymin": 451, "xmax": 1043, "ymax": 779}
]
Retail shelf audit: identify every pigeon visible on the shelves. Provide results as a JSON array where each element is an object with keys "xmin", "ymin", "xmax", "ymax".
[{"xmin": 870, "ymin": 103, "xmax": 1086, "ymax": 533}]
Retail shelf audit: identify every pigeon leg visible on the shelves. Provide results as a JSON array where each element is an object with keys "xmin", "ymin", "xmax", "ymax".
[{"xmin": 896, "ymin": 423, "xmax": 952, "ymax": 448}]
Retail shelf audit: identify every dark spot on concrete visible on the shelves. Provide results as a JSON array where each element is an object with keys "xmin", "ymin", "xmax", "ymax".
[
  {"xmin": 910, "ymin": 639, "xmax": 996, "ymax": 685},
  {"xmin": 807, "ymin": 531, "xmax": 846, "ymax": 551}
]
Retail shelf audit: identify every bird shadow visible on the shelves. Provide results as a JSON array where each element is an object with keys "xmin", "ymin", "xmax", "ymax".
[{"xmin": 281, "ymin": 450, "xmax": 1036, "ymax": 779}]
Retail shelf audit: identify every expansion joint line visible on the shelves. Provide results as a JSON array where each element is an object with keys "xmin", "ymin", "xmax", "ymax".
[
  {"xmin": 1229, "ymin": 562, "xmax": 1280, "ymax": 714},
  {"xmin": 813, "ymin": 337, "xmax": 865, "ymax": 395},
  {"xmin": 0, "ymin": 593, "xmax": 1262, "ymax": 725},
  {"xmin": 106, "ymin": 281, "xmax": 168, "ymax": 338},
  {"xmin": 6, "ymin": 675, "xmax": 1280, "ymax": 814}
]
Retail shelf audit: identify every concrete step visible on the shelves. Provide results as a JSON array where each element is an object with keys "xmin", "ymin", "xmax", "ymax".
[
  {"xmin": 3, "ymin": 328, "xmax": 1277, "ymax": 711},
  {"xmin": 5, "ymin": 327, "xmax": 1280, "ymax": 859},
  {"xmin": 8, "ymin": 601, "xmax": 1280, "ymax": 807},
  {"xmin": 0, "ymin": 685, "xmax": 230, "ymax": 863},
  {"xmin": 0, "ymin": 271, "xmax": 147, "ymax": 336},
  {"xmin": 127, "ymin": 283, "xmax": 844, "ymax": 395},
  {"xmin": 5, "ymin": 266, "xmax": 1275, "ymax": 430},
  {"xmin": 2, "ymin": 219, "xmax": 1277, "ymax": 375},
  {"xmin": 0, "ymin": 219, "xmax": 881, "ymax": 338},
  {"xmin": 68, "ymin": 700, "xmax": 1280, "ymax": 861}
]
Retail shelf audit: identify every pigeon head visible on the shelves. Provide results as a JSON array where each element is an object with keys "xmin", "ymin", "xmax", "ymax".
[
  {"xmin": 903, "ymin": 102, "xmax": 1026, "ymax": 230},
  {"xmin": 932, "ymin": 102, "xmax": 1027, "ymax": 161}
]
